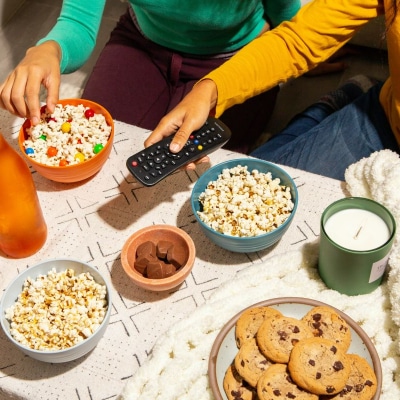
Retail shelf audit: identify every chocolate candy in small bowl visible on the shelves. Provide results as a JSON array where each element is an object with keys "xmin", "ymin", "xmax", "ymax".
[
  {"xmin": 121, "ymin": 225, "xmax": 196, "ymax": 291},
  {"xmin": 0, "ymin": 258, "xmax": 112, "ymax": 363}
]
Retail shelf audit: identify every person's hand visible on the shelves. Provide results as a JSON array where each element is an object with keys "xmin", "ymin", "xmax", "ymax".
[
  {"xmin": 305, "ymin": 44, "xmax": 361, "ymax": 77},
  {"xmin": 0, "ymin": 41, "xmax": 62, "ymax": 125},
  {"xmin": 305, "ymin": 60, "xmax": 348, "ymax": 76},
  {"xmin": 145, "ymin": 79, "xmax": 218, "ymax": 170}
]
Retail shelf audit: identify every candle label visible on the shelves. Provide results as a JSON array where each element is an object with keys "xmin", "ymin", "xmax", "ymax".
[{"xmin": 369, "ymin": 254, "xmax": 390, "ymax": 283}]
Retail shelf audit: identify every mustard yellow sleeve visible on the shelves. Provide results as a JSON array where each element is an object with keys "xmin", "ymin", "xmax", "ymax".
[
  {"xmin": 379, "ymin": 0, "xmax": 400, "ymax": 144},
  {"xmin": 205, "ymin": 0, "xmax": 383, "ymax": 117}
]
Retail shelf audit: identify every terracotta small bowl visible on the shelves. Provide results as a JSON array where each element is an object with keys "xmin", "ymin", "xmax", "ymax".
[
  {"xmin": 19, "ymin": 98, "xmax": 114, "ymax": 183},
  {"xmin": 121, "ymin": 225, "xmax": 196, "ymax": 291}
]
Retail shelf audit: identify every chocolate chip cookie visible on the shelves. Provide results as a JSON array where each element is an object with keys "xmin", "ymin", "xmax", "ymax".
[
  {"xmin": 257, "ymin": 363, "xmax": 318, "ymax": 400},
  {"xmin": 302, "ymin": 306, "xmax": 352, "ymax": 352},
  {"xmin": 235, "ymin": 306, "xmax": 283, "ymax": 348},
  {"xmin": 320, "ymin": 353, "xmax": 378, "ymax": 400},
  {"xmin": 234, "ymin": 338, "xmax": 274, "ymax": 388},
  {"xmin": 256, "ymin": 315, "xmax": 314, "ymax": 363},
  {"xmin": 288, "ymin": 337, "xmax": 351, "ymax": 395},
  {"xmin": 223, "ymin": 363, "xmax": 258, "ymax": 400}
]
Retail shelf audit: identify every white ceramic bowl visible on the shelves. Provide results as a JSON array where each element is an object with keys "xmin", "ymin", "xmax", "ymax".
[
  {"xmin": 0, "ymin": 258, "xmax": 112, "ymax": 363},
  {"xmin": 191, "ymin": 158, "xmax": 298, "ymax": 253}
]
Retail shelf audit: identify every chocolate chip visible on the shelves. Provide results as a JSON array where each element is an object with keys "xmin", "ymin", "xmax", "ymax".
[
  {"xmin": 316, "ymin": 372, "xmax": 322, "ymax": 379},
  {"xmin": 355, "ymin": 384, "xmax": 364, "ymax": 392},
  {"xmin": 333, "ymin": 361, "xmax": 344, "ymax": 371},
  {"xmin": 312, "ymin": 313, "xmax": 322, "ymax": 322},
  {"xmin": 278, "ymin": 330, "xmax": 287, "ymax": 340},
  {"xmin": 326, "ymin": 386, "xmax": 335, "ymax": 394},
  {"xmin": 273, "ymin": 389, "xmax": 281, "ymax": 396},
  {"xmin": 365, "ymin": 380, "xmax": 373, "ymax": 387},
  {"xmin": 230, "ymin": 389, "xmax": 244, "ymax": 400},
  {"xmin": 309, "ymin": 359, "xmax": 316, "ymax": 366},
  {"xmin": 338, "ymin": 384, "xmax": 353, "ymax": 395},
  {"xmin": 292, "ymin": 325, "xmax": 300, "ymax": 333},
  {"xmin": 287, "ymin": 393, "xmax": 296, "ymax": 399},
  {"xmin": 312, "ymin": 321, "xmax": 321, "ymax": 329},
  {"xmin": 330, "ymin": 345, "xmax": 337, "ymax": 354},
  {"xmin": 345, "ymin": 385, "xmax": 353, "ymax": 392}
]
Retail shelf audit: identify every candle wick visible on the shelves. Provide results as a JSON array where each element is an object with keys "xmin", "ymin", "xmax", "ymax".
[{"xmin": 353, "ymin": 225, "xmax": 363, "ymax": 240}]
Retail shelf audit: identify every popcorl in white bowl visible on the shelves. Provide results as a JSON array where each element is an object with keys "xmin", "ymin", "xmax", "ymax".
[
  {"xmin": 191, "ymin": 158, "xmax": 298, "ymax": 253},
  {"xmin": 0, "ymin": 258, "xmax": 112, "ymax": 363}
]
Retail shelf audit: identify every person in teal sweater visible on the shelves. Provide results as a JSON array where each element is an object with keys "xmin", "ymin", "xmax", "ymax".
[{"xmin": 0, "ymin": 0, "xmax": 300, "ymax": 153}]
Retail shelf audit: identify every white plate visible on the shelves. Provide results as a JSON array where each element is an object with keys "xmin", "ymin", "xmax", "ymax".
[{"xmin": 208, "ymin": 297, "xmax": 382, "ymax": 400}]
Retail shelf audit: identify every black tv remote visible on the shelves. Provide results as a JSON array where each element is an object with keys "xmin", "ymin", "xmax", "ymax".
[{"xmin": 126, "ymin": 117, "xmax": 231, "ymax": 186}]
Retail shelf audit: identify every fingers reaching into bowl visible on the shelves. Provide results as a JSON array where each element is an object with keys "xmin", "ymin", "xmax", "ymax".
[{"xmin": 0, "ymin": 42, "xmax": 62, "ymax": 125}]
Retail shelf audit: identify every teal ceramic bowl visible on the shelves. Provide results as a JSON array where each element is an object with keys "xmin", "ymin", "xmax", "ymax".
[{"xmin": 191, "ymin": 158, "xmax": 298, "ymax": 253}]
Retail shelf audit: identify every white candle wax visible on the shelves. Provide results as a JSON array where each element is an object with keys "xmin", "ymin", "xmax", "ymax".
[{"xmin": 324, "ymin": 208, "xmax": 390, "ymax": 251}]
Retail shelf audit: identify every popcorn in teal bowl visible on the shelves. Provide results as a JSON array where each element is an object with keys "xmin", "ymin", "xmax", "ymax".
[{"xmin": 191, "ymin": 158, "xmax": 298, "ymax": 253}]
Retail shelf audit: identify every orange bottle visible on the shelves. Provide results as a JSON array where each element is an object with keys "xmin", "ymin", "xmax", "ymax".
[{"xmin": 0, "ymin": 133, "xmax": 47, "ymax": 258}]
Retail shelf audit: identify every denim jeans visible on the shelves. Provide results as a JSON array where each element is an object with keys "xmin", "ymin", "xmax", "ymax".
[{"xmin": 250, "ymin": 83, "xmax": 400, "ymax": 181}]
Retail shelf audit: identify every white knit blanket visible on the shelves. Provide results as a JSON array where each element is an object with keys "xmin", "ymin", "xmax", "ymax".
[{"xmin": 118, "ymin": 150, "xmax": 400, "ymax": 400}]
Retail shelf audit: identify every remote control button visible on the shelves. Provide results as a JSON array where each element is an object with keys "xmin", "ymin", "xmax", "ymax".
[{"xmin": 154, "ymin": 154, "xmax": 166, "ymax": 163}]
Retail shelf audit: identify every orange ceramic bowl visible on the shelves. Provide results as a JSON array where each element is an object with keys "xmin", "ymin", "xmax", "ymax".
[
  {"xmin": 121, "ymin": 225, "xmax": 196, "ymax": 291},
  {"xmin": 19, "ymin": 98, "xmax": 114, "ymax": 183}
]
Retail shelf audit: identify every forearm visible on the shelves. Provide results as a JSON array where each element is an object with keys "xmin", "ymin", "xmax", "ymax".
[
  {"xmin": 37, "ymin": 0, "xmax": 106, "ymax": 73},
  {"xmin": 206, "ymin": 0, "xmax": 382, "ymax": 117}
]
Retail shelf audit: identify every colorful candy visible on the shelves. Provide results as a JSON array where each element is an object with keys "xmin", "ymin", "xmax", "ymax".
[
  {"xmin": 74, "ymin": 153, "xmax": 85, "ymax": 163},
  {"xmin": 93, "ymin": 144, "xmax": 104, "ymax": 154},
  {"xmin": 46, "ymin": 146, "xmax": 58, "ymax": 157},
  {"xmin": 61, "ymin": 122, "xmax": 71, "ymax": 133},
  {"xmin": 84, "ymin": 108, "xmax": 95, "ymax": 119}
]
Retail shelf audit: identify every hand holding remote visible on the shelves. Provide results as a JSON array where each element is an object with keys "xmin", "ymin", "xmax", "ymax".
[{"xmin": 126, "ymin": 117, "xmax": 231, "ymax": 186}]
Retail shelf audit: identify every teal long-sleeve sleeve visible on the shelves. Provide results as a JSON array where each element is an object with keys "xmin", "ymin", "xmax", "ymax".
[
  {"xmin": 37, "ymin": 0, "xmax": 106, "ymax": 74},
  {"xmin": 264, "ymin": 0, "xmax": 301, "ymax": 27}
]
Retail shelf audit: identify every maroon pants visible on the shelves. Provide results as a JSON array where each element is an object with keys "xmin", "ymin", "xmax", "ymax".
[{"xmin": 83, "ymin": 8, "xmax": 279, "ymax": 153}]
